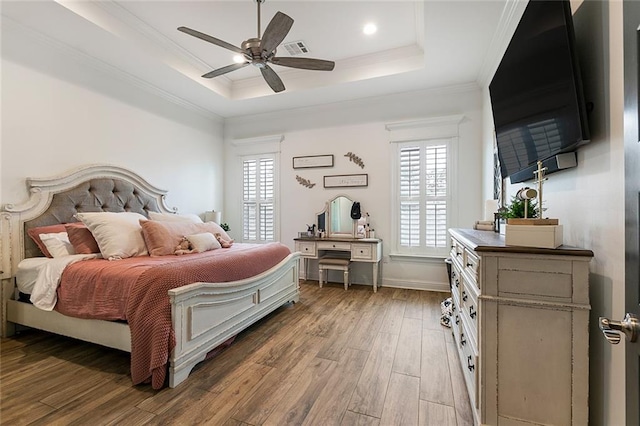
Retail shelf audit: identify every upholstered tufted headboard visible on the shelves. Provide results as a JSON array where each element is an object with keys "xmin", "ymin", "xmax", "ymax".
[
  {"xmin": 1, "ymin": 165, "xmax": 176, "ymax": 275},
  {"xmin": 23, "ymin": 178, "xmax": 162, "ymax": 258}
]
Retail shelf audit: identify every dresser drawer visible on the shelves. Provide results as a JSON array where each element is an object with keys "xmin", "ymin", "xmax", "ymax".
[
  {"xmin": 450, "ymin": 259, "xmax": 464, "ymax": 299},
  {"xmin": 317, "ymin": 241, "xmax": 351, "ymax": 251},
  {"xmin": 451, "ymin": 238, "xmax": 464, "ymax": 261},
  {"xmin": 464, "ymin": 250, "xmax": 480, "ymax": 286},
  {"xmin": 461, "ymin": 281, "xmax": 479, "ymax": 343},
  {"xmin": 351, "ymin": 243, "xmax": 374, "ymax": 260},
  {"xmin": 295, "ymin": 241, "xmax": 317, "ymax": 257},
  {"xmin": 458, "ymin": 320, "xmax": 478, "ymax": 411}
]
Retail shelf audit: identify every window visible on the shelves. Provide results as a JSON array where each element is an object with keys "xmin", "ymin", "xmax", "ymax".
[
  {"xmin": 387, "ymin": 115, "xmax": 462, "ymax": 258},
  {"xmin": 243, "ymin": 156, "xmax": 275, "ymax": 242},
  {"xmin": 396, "ymin": 141, "xmax": 450, "ymax": 256}
]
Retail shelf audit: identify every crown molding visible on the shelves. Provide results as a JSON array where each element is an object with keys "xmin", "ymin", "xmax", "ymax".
[{"xmin": 476, "ymin": 0, "xmax": 528, "ymax": 87}]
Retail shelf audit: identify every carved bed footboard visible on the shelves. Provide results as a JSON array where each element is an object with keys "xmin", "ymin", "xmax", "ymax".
[{"xmin": 169, "ymin": 253, "xmax": 299, "ymax": 387}]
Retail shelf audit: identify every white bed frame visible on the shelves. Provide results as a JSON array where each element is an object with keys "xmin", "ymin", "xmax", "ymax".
[{"xmin": 0, "ymin": 164, "xmax": 300, "ymax": 388}]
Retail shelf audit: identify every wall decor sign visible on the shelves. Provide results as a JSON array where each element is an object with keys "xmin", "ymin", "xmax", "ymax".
[
  {"xmin": 323, "ymin": 174, "xmax": 368, "ymax": 188},
  {"xmin": 292, "ymin": 155, "xmax": 334, "ymax": 169}
]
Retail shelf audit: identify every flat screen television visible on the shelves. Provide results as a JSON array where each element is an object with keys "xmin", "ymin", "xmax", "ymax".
[{"xmin": 489, "ymin": 0, "xmax": 590, "ymax": 183}]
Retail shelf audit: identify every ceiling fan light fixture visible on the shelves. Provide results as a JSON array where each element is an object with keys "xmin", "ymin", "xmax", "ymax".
[
  {"xmin": 178, "ymin": 0, "xmax": 335, "ymax": 93},
  {"xmin": 363, "ymin": 23, "xmax": 377, "ymax": 35}
]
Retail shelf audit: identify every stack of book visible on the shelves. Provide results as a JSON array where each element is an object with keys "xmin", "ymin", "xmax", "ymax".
[{"xmin": 474, "ymin": 220, "xmax": 495, "ymax": 231}]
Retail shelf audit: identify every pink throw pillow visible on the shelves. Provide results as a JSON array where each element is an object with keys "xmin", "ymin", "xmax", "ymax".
[
  {"xmin": 27, "ymin": 224, "xmax": 68, "ymax": 258},
  {"xmin": 140, "ymin": 220, "xmax": 232, "ymax": 256},
  {"xmin": 65, "ymin": 223, "xmax": 100, "ymax": 254}
]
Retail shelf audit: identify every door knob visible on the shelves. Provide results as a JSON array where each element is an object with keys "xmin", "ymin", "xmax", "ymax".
[{"xmin": 599, "ymin": 313, "xmax": 640, "ymax": 344}]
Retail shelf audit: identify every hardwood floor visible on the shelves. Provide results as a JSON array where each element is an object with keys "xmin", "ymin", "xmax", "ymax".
[{"xmin": 0, "ymin": 281, "xmax": 473, "ymax": 425}]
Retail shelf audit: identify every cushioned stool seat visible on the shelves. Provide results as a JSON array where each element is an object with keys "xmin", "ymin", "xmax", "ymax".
[{"xmin": 318, "ymin": 258, "xmax": 351, "ymax": 290}]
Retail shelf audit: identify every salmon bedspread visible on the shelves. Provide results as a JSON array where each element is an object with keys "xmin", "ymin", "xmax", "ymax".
[{"xmin": 55, "ymin": 243, "xmax": 291, "ymax": 389}]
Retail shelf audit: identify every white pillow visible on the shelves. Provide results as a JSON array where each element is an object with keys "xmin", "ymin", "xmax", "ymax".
[
  {"xmin": 148, "ymin": 211, "xmax": 203, "ymax": 224},
  {"xmin": 39, "ymin": 232, "xmax": 75, "ymax": 258},
  {"xmin": 75, "ymin": 212, "xmax": 148, "ymax": 260},
  {"xmin": 185, "ymin": 232, "xmax": 221, "ymax": 253}
]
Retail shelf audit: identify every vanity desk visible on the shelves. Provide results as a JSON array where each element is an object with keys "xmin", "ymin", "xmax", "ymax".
[{"xmin": 294, "ymin": 236, "xmax": 382, "ymax": 292}]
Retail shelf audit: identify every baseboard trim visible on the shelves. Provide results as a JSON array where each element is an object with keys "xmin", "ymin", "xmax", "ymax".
[{"xmin": 382, "ymin": 278, "xmax": 450, "ymax": 293}]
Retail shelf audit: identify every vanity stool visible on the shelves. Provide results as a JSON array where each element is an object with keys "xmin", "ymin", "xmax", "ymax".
[{"xmin": 318, "ymin": 258, "xmax": 351, "ymax": 290}]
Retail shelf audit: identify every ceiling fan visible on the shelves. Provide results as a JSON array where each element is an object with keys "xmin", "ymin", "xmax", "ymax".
[{"xmin": 178, "ymin": 0, "xmax": 335, "ymax": 93}]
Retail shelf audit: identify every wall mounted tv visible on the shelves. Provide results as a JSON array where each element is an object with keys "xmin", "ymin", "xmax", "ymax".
[{"xmin": 489, "ymin": 0, "xmax": 590, "ymax": 184}]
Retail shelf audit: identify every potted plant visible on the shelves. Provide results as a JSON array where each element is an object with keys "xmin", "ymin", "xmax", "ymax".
[{"xmin": 498, "ymin": 196, "xmax": 538, "ymax": 220}]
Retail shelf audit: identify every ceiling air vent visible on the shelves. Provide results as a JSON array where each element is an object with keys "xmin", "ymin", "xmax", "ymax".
[{"xmin": 282, "ymin": 41, "xmax": 309, "ymax": 56}]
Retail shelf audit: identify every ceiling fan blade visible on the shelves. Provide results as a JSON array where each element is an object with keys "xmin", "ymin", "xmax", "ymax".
[
  {"xmin": 202, "ymin": 62, "xmax": 249, "ymax": 79},
  {"xmin": 260, "ymin": 65, "xmax": 285, "ymax": 93},
  {"xmin": 178, "ymin": 26, "xmax": 245, "ymax": 55},
  {"xmin": 260, "ymin": 12, "xmax": 294, "ymax": 56},
  {"xmin": 271, "ymin": 57, "xmax": 335, "ymax": 71}
]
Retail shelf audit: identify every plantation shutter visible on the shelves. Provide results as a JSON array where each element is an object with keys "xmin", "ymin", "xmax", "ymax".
[
  {"xmin": 425, "ymin": 144, "xmax": 448, "ymax": 248},
  {"xmin": 243, "ymin": 157, "xmax": 275, "ymax": 242},
  {"xmin": 398, "ymin": 142, "xmax": 448, "ymax": 254}
]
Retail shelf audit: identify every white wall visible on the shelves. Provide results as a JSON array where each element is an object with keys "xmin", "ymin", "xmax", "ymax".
[
  {"xmin": 1, "ymin": 22, "xmax": 224, "ymax": 216},
  {"xmin": 480, "ymin": 1, "xmax": 626, "ymax": 424},
  {"xmin": 225, "ymin": 84, "xmax": 484, "ymax": 291}
]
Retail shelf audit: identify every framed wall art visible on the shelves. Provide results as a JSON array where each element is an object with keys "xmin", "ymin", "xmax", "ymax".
[
  {"xmin": 292, "ymin": 155, "xmax": 334, "ymax": 169},
  {"xmin": 323, "ymin": 174, "xmax": 368, "ymax": 188}
]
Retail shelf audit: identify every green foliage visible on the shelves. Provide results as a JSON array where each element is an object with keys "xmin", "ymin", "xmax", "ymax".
[
  {"xmin": 499, "ymin": 196, "xmax": 538, "ymax": 219},
  {"xmin": 220, "ymin": 223, "xmax": 230, "ymax": 232}
]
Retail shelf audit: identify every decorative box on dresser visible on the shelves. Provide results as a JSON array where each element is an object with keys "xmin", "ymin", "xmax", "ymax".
[{"xmin": 448, "ymin": 228, "xmax": 594, "ymax": 426}]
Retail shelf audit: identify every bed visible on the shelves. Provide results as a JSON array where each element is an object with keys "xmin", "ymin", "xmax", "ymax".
[{"xmin": 0, "ymin": 164, "xmax": 300, "ymax": 388}]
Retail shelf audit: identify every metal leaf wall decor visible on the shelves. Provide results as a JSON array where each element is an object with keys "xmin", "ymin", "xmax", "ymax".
[
  {"xmin": 344, "ymin": 152, "xmax": 365, "ymax": 169},
  {"xmin": 296, "ymin": 175, "xmax": 316, "ymax": 188}
]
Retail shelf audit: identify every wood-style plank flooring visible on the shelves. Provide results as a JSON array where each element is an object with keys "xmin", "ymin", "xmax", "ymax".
[{"xmin": 0, "ymin": 281, "xmax": 472, "ymax": 425}]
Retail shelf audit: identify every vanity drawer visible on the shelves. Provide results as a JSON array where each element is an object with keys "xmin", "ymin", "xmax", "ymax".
[
  {"xmin": 351, "ymin": 243, "xmax": 373, "ymax": 260},
  {"xmin": 317, "ymin": 241, "xmax": 351, "ymax": 251},
  {"xmin": 295, "ymin": 241, "xmax": 317, "ymax": 257}
]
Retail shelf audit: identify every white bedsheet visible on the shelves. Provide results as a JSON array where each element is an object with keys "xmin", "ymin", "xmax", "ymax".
[
  {"xmin": 16, "ymin": 257, "xmax": 51, "ymax": 294},
  {"xmin": 16, "ymin": 254, "xmax": 99, "ymax": 311}
]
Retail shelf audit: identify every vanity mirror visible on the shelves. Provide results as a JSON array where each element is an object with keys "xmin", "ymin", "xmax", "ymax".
[{"xmin": 316, "ymin": 195, "xmax": 362, "ymax": 238}]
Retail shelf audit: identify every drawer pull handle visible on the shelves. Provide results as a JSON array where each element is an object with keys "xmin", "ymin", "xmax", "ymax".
[
  {"xmin": 462, "ymin": 291, "xmax": 468, "ymax": 301},
  {"xmin": 452, "ymin": 303, "xmax": 456, "ymax": 312},
  {"xmin": 466, "ymin": 262, "xmax": 472, "ymax": 267},
  {"xmin": 455, "ymin": 315, "xmax": 460, "ymax": 325},
  {"xmin": 454, "ymin": 278, "xmax": 460, "ymax": 288},
  {"xmin": 360, "ymin": 250, "xmax": 364, "ymax": 254},
  {"xmin": 460, "ymin": 333, "xmax": 466, "ymax": 346},
  {"xmin": 467, "ymin": 355, "xmax": 475, "ymax": 372},
  {"xmin": 469, "ymin": 306, "xmax": 477, "ymax": 319}
]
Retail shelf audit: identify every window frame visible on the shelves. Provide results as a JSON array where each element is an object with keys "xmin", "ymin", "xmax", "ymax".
[
  {"xmin": 242, "ymin": 155, "xmax": 276, "ymax": 243},
  {"xmin": 395, "ymin": 140, "xmax": 451, "ymax": 256},
  {"xmin": 231, "ymin": 134, "xmax": 283, "ymax": 244},
  {"xmin": 387, "ymin": 115, "xmax": 463, "ymax": 259}
]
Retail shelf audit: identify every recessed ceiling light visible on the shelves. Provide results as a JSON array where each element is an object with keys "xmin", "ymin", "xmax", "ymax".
[
  {"xmin": 363, "ymin": 23, "xmax": 377, "ymax": 35},
  {"xmin": 233, "ymin": 55, "xmax": 245, "ymax": 64}
]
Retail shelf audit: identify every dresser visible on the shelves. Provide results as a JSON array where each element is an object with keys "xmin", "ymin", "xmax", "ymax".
[
  {"xmin": 294, "ymin": 237, "xmax": 382, "ymax": 291},
  {"xmin": 448, "ymin": 228, "xmax": 593, "ymax": 426}
]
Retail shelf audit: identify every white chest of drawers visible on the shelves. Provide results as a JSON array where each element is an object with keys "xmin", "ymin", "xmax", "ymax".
[
  {"xmin": 294, "ymin": 237, "xmax": 382, "ymax": 291},
  {"xmin": 448, "ymin": 228, "xmax": 593, "ymax": 426}
]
